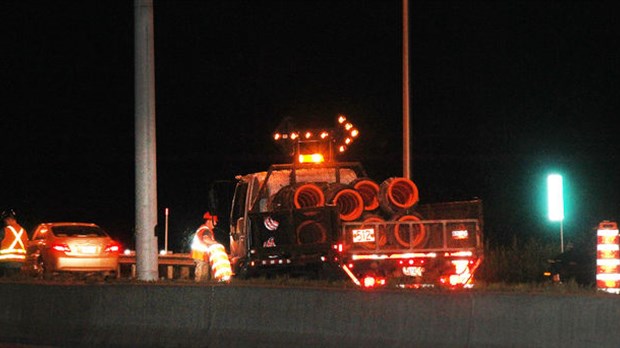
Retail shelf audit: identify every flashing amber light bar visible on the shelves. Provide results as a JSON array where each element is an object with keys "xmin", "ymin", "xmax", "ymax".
[
  {"xmin": 273, "ymin": 130, "xmax": 331, "ymax": 141},
  {"xmin": 273, "ymin": 115, "xmax": 361, "ymax": 157},
  {"xmin": 298, "ymin": 153, "xmax": 325, "ymax": 164}
]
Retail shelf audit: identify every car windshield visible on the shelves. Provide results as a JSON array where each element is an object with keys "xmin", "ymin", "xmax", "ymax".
[{"xmin": 51, "ymin": 225, "xmax": 108, "ymax": 237}]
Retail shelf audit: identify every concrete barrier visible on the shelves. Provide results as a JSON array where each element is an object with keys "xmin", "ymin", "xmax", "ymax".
[{"xmin": 1, "ymin": 282, "xmax": 620, "ymax": 347}]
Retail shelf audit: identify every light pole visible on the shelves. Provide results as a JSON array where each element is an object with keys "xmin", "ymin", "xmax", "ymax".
[
  {"xmin": 547, "ymin": 174, "xmax": 565, "ymax": 253},
  {"xmin": 134, "ymin": 0, "xmax": 159, "ymax": 280},
  {"xmin": 402, "ymin": 0, "xmax": 411, "ymax": 180}
]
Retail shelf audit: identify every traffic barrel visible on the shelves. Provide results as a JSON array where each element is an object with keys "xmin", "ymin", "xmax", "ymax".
[
  {"xmin": 596, "ymin": 221, "xmax": 620, "ymax": 293},
  {"xmin": 207, "ymin": 243, "xmax": 232, "ymax": 282}
]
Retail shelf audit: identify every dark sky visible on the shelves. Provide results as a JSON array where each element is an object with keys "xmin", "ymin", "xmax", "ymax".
[{"xmin": 2, "ymin": 0, "xmax": 619, "ymax": 251}]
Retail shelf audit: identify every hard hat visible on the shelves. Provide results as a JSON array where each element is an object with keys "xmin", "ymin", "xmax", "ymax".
[{"xmin": 203, "ymin": 212, "xmax": 218, "ymax": 224}]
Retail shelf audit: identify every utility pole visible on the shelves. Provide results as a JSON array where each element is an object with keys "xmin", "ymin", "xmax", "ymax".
[
  {"xmin": 134, "ymin": 0, "xmax": 158, "ymax": 281},
  {"xmin": 402, "ymin": 0, "xmax": 411, "ymax": 180}
]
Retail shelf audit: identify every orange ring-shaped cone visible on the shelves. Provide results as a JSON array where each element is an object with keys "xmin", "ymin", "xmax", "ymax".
[
  {"xmin": 293, "ymin": 183, "xmax": 325, "ymax": 208},
  {"xmin": 352, "ymin": 178, "xmax": 380, "ymax": 211},
  {"xmin": 332, "ymin": 188, "xmax": 365, "ymax": 222},
  {"xmin": 359, "ymin": 214, "xmax": 387, "ymax": 249},
  {"xmin": 379, "ymin": 177, "xmax": 419, "ymax": 214},
  {"xmin": 392, "ymin": 214, "xmax": 426, "ymax": 248},
  {"xmin": 296, "ymin": 220, "xmax": 327, "ymax": 244}
]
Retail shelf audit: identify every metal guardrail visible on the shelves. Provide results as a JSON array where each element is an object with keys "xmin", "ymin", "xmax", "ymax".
[{"xmin": 118, "ymin": 253, "xmax": 195, "ymax": 279}]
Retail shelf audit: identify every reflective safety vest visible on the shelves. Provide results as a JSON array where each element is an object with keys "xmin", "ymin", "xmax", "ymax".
[
  {"xmin": 190, "ymin": 225, "xmax": 215, "ymax": 261},
  {"xmin": 0, "ymin": 225, "xmax": 28, "ymax": 263}
]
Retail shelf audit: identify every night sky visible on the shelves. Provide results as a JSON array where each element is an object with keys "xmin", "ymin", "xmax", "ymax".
[{"xmin": 2, "ymin": 1, "xmax": 619, "ymax": 252}]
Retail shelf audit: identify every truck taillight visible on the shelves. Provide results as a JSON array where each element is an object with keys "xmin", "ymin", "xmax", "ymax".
[
  {"xmin": 440, "ymin": 259, "xmax": 475, "ymax": 288},
  {"xmin": 362, "ymin": 275, "xmax": 386, "ymax": 289},
  {"xmin": 398, "ymin": 259, "xmax": 425, "ymax": 265},
  {"xmin": 332, "ymin": 243, "xmax": 343, "ymax": 253}
]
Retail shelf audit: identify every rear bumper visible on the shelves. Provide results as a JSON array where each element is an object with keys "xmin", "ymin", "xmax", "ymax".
[{"xmin": 50, "ymin": 256, "xmax": 119, "ymax": 272}]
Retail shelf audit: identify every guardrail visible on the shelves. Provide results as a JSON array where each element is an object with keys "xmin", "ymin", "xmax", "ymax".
[{"xmin": 118, "ymin": 253, "xmax": 195, "ymax": 279}]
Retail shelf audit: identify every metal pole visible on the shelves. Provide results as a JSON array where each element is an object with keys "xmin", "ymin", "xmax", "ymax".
[
  {"xmin": 164, "ymin": 208, "xmax": 169, "ymax": 253},
  {"xmin": 560, "ymin": 220, "xmax": 564, "ymax": 253},
  {"xmin": 402, "ymin": 0, "xmax": 411, "ymax": 180},
  {"xmin": 134, "ymin": 0, "xmax": 158, "ymax": 281}
]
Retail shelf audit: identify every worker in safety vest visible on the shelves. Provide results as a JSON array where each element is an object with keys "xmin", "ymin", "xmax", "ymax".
[
  {"xmin": 190, "ymin": 212, "xmax": 232, "ymax": 282},
  {"xmin": 0, "ymin": 209, "xmax": 29, "ymax": 276}
]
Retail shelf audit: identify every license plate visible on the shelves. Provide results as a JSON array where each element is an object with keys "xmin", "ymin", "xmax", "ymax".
[
  {"xmin": 352, "ymin": 228, "xmax": 375, "ymax": 243},
  {"xmin": 402, "ymin": 266, "xmax": 424, "ymax": 277},
  {"xmin": 79, "ymin": 246, "xmax": 97, "ymax": 254}
]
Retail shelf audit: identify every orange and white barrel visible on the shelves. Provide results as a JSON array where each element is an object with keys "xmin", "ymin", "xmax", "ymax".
[
  {"xmin": 207, "ymin": 243, "xmax": 233, "ymax": 282},
  {"xmin": 596, "ymin": 221, "xmax": 620, "ymax": 294}
]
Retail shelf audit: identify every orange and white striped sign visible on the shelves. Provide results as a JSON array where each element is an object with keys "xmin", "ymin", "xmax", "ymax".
[{"xmin": 596, "ymin": 221, "xmax": 620, "ymax": 294}]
